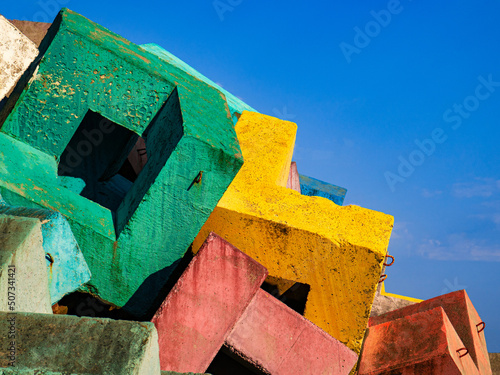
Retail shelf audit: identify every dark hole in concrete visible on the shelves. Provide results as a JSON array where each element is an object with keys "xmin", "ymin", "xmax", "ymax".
[
  {"xmin": 57, "ymin": 110, "xmax": 147, "ymax": 226},
  {"xmin": 261, "ymin": 279, "xmax": 310, "ymax": 315},
  {"xmin": 207, "ymin": 346, "xmax": 268, "ymax": 375}
]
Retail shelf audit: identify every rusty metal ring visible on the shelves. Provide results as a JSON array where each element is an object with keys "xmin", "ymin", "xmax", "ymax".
[
  {"xmin": 45, "ymin": 253, "xmax": 54, "ymax": 264},
  {"xmin": 457, "ymin": 348, "xmax": 469, "ymax": 358},
  {"xmin": 384, "ymin": 254, "xmax": 395, "ymax": 267},
  {"xmin": 378, "ymin": 274, "xmax": 387, "ymax": 283},
  {"xmin": 477, "ymin": 322, "xmax": 486, "ymax": 333},
  {"xmin": 194, "ymin": 171, "xmax": 203, "ymax": 184}
]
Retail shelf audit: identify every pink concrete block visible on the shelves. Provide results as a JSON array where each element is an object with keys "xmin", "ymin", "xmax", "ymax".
[
  {"xmin": 225, "ymin": 289, "xmax": 358, "ymax": 375},
  {"xmin": 151, "ymin": 233, "xmax": 268, "ymax": 373},
  {"xmin": 369, "ymin": 290, "xmax": 491, "ymax": 375},
  {"xmin": 360, "ymin": 307, "xmax": 480, "ymax": 375},
  {"xmin": 286, "ymin": 161, "xmax": 301, "ymax": 193}
]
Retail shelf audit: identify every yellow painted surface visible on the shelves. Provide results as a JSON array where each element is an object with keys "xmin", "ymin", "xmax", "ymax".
[
  {"xmin": 380, "ymin": 282, "xmax": 423, "ymax": 303},
  {"xmin": 193, "ymin": 111, "xmax": 394, "ymax": 354}
]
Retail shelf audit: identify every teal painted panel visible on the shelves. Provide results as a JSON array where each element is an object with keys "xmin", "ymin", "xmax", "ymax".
[
  {"xmin": 0, "ymin": 8, "xmax": 243, "ymax": 316},
  {"xmin": 0, "ymin": 196, "xmax": 91, "ymax": 304},
  {"xmin": 298, "ymin": 174, "xmax": 347, "ymax": 206}
]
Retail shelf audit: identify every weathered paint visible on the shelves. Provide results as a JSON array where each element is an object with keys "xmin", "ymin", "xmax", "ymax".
[
  {"xmin": 369, "ymin": 290, "xmax": 492, "ymax": 375},
  {"xmin": 286, "ymin": 161, "xmax": 301, "ymax": 193},
  {"xmin": 0, "ymin": 8, "xmax": 243, "ymax": 316},
  {"xmin": 299, "ymin": 173, "xmax": 347, "ymax": 206},
  {"xmin": 0, "ymin": 214, "xmax": 52, "ymax": 314},
  {"xmin": 0, "ymin": 14, "xmax": 39, "ymax": 102},
  {"xmin": 0, "ymin": 198, "xmax": 91, "ymax": 304},
  {"xmin": 360, "ymin": 307, "xmax": 480, "ymax": 375},
  {"xmin": 141, "ymin": 43, "xmax": 256, "ymax": 125},
  {"xmin": 193, "ymin": 111, "xmax": 394, "ymax": 354},
  {"xmin": 151, "ymin": 233, "xmax": 268, "ymax": 373},
  {"xmin": 0, "ymin": 311, "xmax": 160, "ymax": 373},
  {"xmin": 226, "ymin": 289, "xmax": 358, "ymax": 375},
  {"xmin": 8, "ymin": 19, "xmax": 51, "ymax": 47}
]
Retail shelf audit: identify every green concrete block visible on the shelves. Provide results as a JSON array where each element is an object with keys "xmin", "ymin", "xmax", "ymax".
[
  {"xmin": 0, "ymin": 8, "xmax": 243, "ymax": 316},
  {"xmin": 0, "ymin": 311, "xmax": 160, "ymax": 373},
  {"xmin": 0, "ymin": 214, "xmax": 52, "ymax": 314}
]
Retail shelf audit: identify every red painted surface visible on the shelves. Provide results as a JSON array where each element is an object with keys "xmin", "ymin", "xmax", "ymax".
[
  {"xmin": 286, "ymin": 161, "xmax": 301, "ymax": 193},
  {"xmin": 369, "ymin": 290, "xmax": 491, "ymax": 375},
  {"xmin": 151, "ymin": 233, "xmax": 268, "ymax": 373},
  {"xmin": 360, "ymin": 307, "xmax": 480, "ymax": 375},
  {"xmin": 225, "ymin": 289, "xmax": 358, "ymax": 375}
]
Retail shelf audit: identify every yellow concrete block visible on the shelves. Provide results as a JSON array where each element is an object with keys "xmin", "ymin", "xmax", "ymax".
[{"xmin": 193, "ymin": 111, "xmax": 394, "ymax": 354}]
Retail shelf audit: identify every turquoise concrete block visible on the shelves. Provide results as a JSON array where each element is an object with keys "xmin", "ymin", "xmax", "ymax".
[
  {"xmin": 141, "ymin": 43, "xmax": 256, "ymax": 125},
  {"xmin": 298, "ymin": 174, "xmax": 347, "ymax": 206},
  {"xmin": 0, "ymin": 196, "xmax": 91, "ymax": 304},
  {"xmin": 0, "ymin": 8, "xmax": 243, "ymax": 317}
]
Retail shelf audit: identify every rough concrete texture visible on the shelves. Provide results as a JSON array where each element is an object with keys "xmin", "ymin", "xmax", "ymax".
[
  {"xmin": 299, "ymin": 174, "xmax": 347, "ymax": 206},
  {"xmin": 0, "ymin": 215, "xmax": 52, "ymax": 314},
  {"xmin": 8, "ymin": 20, "xmax": 51, "ymax": 47},
  {"xmin": 360, "ymin": 307, "xmax": 480, "ymax": 375},
  {"xmin": 0, "ymin": 8, "xmax": 243, "ymax": 316},
  {"xmin": 490, "ymin": 354, "xmax": 500, "ymax": 375},
  {"xmin": 151, "ymin": 233, "xmax": 268, "ymax": 373},
  {"xmin": 226, "ymin": 289, "xmax": 358, "ymax": 375},
  {"xmin": 369, "ymin": 290, "xmax": 492, "ymax": 375},
  {"xmin": 0, "ymin": 198, "xmax": 91, "ymax": 304},
  {"xmin": 0, "ymin": 15, "xmax": 38, "ymax": 102},
  {"xmin": 193, "ymin": 111, "xmax": 394, "ymax": 354},
  {"xmin": 286, "ymin": 161, "xmax": 301, "ymax": 193},
  {"xmin": 0, "ymin": 311, "xmax": 160, "ymax": 374},
  {"xmin": 141, "ymin": 43, "xmax": 256, "ymax": 124}
]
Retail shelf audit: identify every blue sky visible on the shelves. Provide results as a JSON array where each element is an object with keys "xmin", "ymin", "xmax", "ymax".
[{"xmin": 2, "ymin": 1, "xmax": 499, "ymax": 350}]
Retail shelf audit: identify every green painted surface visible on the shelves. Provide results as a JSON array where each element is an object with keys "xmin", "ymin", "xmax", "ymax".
[{"xmin": 0, "ymin": 8, "xmax": 243, "ymax": 316}]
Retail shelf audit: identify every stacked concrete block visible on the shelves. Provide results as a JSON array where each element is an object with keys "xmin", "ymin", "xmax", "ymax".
[
  {"xmin": 286, "ymin": 161, "xmax": 301, "ymax": 192},
  {"xmin": 193, "ymin": 111, "xmax": 394, "ymax": 355},
  {"xmin": 0, "ymin": 311, "xmax": 160, "ymax": 374},
  {"xmin": 299, "ymin": 174, "xmax": 347, "ymax": 206},
  {"xmin": 0, "ymin": 8, "xmax": 243, "ymax": 317},
  {"xmin": 0, "ymin": 198, "xmax": 91, "ymax": 304},
  {"xmin": 0, "ymin": 15, "xmax": 39, "ymax": 103},
  {"xmin": 226, "ymin": 288, "xmax": 358, "ymax": 374},
  {"xmin": 369, "ymin": 290, "xmax": 492, "ymax": 375},
  {"xmin": 8, "ymin": 19, "xmax": 51, "ymax": 47},
  {"xmin": 360, "ymin": 307, "xmax": 480, "ymax": 374},
  {"xmin": 490, "ymin": 354, "xmax": 500, "ymax": 375},
  {"xmin": 0, "ymin": 215, "xmax": 52, "ymax": 314},
  {"xmin": 153, "ymin": 233, "xmax": 358, "ymax": 374}
]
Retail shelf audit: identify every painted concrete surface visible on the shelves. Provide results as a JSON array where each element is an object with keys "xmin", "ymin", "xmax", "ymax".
[
  {"xmin": 0, "ymin": 8, "xmax": 243, "ymax": 316},
  {"xmin": 8, "ymin": 19, "xmax": 51, "ymax": 47},
  {"xmin": 299, "ymin": 174, "xmax": 347, "ymax": 206},
  {"xmin": 286, "ymin": 161, "xmax": 301, "ymax": 193},
  {"xmin": 226, "ymin": 289, "xmax": 358, "ymax": 375},
  {"xmin": 193, "ymin": 111, "xmax": 394, "ymax": 354},
  {"xmin": 151, "ymin": 233, "xmax": 268, "ymax": 373},
  {"xmin": 141, "ymin": 43, "xmax": 256, "ymax": 124},
  {"xmin": 0, "ymin": 14, "xmax": 38, "ymax": 102},
  {"xmin": 0, "ymin": 215, "xmax": 52, "ymax": 314},
  {"xmin": 490, "ymin": 354, "xmax": 500, "ymax": 375},
  {"xmin": 0, "ymin": 199, "xmax": 91, "ymax": 304},
  {"xmin": 0, "ymin": 311, "xmax": 160, "ymax": 374},
  {"xmin": 369, "ymin": 290, "xmax": 492, "ymax": 375},
  {"xmin": 360, "ymin": 307, "xmax": 480, "ymax": 375}
]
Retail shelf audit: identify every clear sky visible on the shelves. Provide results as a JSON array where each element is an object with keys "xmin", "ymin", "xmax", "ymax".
[{"xmin": 2, "ymin": 0, "xmax": 499, "ymax": 351}]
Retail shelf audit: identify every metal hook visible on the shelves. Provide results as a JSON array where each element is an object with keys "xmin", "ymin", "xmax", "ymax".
[
  {"xmin": 194, "ymin": 171, "xmax": 203, "ymax": 184},
  {"xmin": 457, "ymin": 348, "xmax": 469, "ymax": 358},
  {"xmin": 378, "ymin": 274, "xmax": 387, "ymax": 283},
  {"xmin": 477, "ymin": 322, "xmax": 486, "ymax": 333},
  {"xmin": 384, "ymin": 254, "xmax": 395, "ymax": 266}
]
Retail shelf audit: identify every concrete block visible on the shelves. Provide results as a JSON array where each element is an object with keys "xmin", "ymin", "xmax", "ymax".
[
  {"xmin": 0, "ymin": 201, "xmax": 91, "ymax": 304},
  {"xmin": 0, "ymin": 215, "xmax": 52, "ymax": 314},
  {"xmin": 193, "ymin": 111, "xmax": 394, "ymax": 354},
  {"xmin": 151, "ymin": 233, "xmax": 268, "ymax": 373},
  {"xmin": 8, "ymin": 19, "xmax": 51, "ymax": 47},
  {"xmin": 369, "ymin": 290, "xmax": 492, "ymax": 375},
  {"xmin": 490, "ymin": 353, "xmax": 500, "ymax": 375},
  {"xmin": 0, "ymin": 15, "xmax": 38, "ymax": 102},
  {"xmin": 0, "ymin": 311, "xmax": 160, "ymax": 374},
  {"xmin": 299, "ymin": 174, "xmax": 347, "ymax": 206},
  {"xmin": 286, "ymin": 161, "xmax": 301, "ymax": 193},
  {"xmin": 360, "ymin": 307, "xmax": 480, "ymax": 375},
  {"xmin": 0, "ymin": 8, "xmax": 243, "ymax": 316},
  {"xmin": 226, "ymin": 289, "xmax": 358, "ymax": 375},
  {"xmin": 141, "ymin": 43, "xmax": 256, "ymax": 125},
  {"xmin": 161, "ymin": 373, "xmax": 211, "ymax": 375}
]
